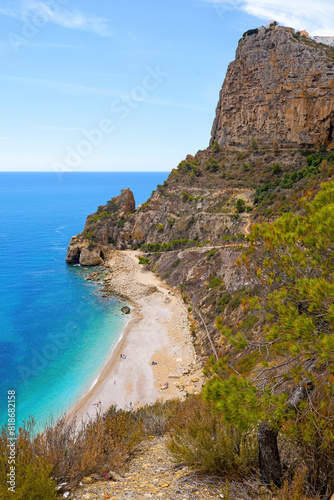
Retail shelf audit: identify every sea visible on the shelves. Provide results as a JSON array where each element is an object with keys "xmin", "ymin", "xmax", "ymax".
[{"xmin": 0, "ymin": 172, "xmax": 168, "ymax": 430}]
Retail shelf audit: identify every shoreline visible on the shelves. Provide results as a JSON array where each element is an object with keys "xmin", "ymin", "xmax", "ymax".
[{"xmin": 69, "ymin": 250, "xmax": 203, "ymax": 423}]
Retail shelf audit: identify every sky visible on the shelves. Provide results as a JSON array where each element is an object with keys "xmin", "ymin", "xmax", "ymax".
[{"xmin": 0, "ymin": 0, "xmax": 333, "ymax": 172}]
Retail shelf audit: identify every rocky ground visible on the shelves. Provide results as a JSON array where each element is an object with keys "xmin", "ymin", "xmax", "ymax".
[
  {"xmin": 69, "ymin": 436, "xmax": 226, "ymax": 499},
  {"xmin": 68, "ymin": 435, "xmax": 277, "ymax": 500}
]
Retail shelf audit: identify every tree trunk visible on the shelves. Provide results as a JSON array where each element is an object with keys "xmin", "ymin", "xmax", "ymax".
[{"xmin": 257, "ymin": 422, "xmax": 282, "ymax": 487}]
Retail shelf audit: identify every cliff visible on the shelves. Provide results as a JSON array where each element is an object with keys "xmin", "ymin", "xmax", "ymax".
[
  {"xmin": 211, "ymin": 27, "xmax": 334, "ymax": 150},
  {"xmin": 66, "ymin": 26, "xmax": 334, "ymax": 358}
]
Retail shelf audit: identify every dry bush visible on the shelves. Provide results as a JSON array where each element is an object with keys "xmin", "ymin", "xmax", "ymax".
[
  {"xmin": 167, "ymin": 395, "xmax": 258, "ymax": 475},
  {"xmin": 32, "ymin": 405, "xmax": 144, "ymax": 486},
  {"xmin": 280, "ymin": 384, "xmax": 334, "ymax": 498},
  {"xmin": 276, "ymin": 467, "xmax": 321, "ymax": 500},
  {"xmin": 0, "ymin": 399, "xmax": 186, "ymax": 496},
  {"xmin": 0, "ymin": 421, "xmax": 57, "ymax": 499},
  {"xmin": 136, "ymin": 398, "xmax": 184, "ymax": 437}
]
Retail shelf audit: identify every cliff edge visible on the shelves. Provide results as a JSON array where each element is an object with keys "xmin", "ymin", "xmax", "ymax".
[{"xmin": 211, "ymin": 26, "xmax": 334, "ymax": 150}]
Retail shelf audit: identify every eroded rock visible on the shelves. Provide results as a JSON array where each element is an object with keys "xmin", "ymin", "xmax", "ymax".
[{"xmin": 211, "ymin": 27, "xmax": 334, "ymax": 150}]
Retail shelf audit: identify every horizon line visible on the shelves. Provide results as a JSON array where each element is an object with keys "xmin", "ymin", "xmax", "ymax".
[{"xmin": 0, "ymin": 170, "xmax": 172, "ymax": 173}]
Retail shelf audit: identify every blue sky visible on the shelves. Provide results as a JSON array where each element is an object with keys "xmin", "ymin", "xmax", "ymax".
[{"xmin": 0, "ymin": 0, "xmax": 332, "ymax": 172}]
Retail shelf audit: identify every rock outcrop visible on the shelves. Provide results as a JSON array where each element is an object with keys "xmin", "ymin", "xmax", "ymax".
[
  {"xmin": 211, "ymin": 26, "xmax": 334, "ymax": 150},
  {"xmin": 66, "ymin": 188, "xmax": 135, "ymax": 265}
]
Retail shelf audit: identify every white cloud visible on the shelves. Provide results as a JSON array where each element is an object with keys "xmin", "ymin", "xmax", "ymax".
[
  {"xmin": 200, "ymin": 0, "xmax": 334, "ymax": 36},
  {"xmin": 0, "ymin": 0, "xmax": 111, "ymax": 37}
]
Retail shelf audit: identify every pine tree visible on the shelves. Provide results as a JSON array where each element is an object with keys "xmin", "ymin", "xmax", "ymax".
[{"xmin": 204, "ymin": 181, "xmax": 334, "ymax": 492}]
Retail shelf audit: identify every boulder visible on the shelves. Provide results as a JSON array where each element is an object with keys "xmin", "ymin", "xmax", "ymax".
[{"xmin": 79, "ymin": 248, "xmax": 103, "ymax": 266}]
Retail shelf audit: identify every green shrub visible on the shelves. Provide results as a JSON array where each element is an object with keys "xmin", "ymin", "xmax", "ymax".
[
  {"xmin": 272, "ymin": 163, "xmax": 282, "ymax": 175},
  {"xmin": 181, "ymin": 191, "xmax": 193, "ymax": 202},
  {"xmin": 218, "ymin": 292, "xmax": 232, "ymax": 312},
  {"xmin": 138, "ymin": 256, "xmax": 150, "ymax": 265},
  {"xmin": 156, "ymin": 223, "xmax": 164, "ymax": 231},
  {"xmin": 207, "ymin": 277, "xmax": 223, "ymax": 289},
  {"xmin": 206, "ymin": 158, "xmax": 220, "ymax": 172},
  {"xmin": 167, "ymin": 397, "xmax": 258, "ymax": 474},
  {"xmin": 211, "ymin": 140, "xmax": 221, "ymax": 153},
  {"xmin": 229, "ymin": 294, "xmax": 242, "ymax": 310},
  {"xmin": 243, "ymin": 28, "xmax": 259, "ymax": 38},
  {"xmin": 142, "ymin": 239, "xmax": 199, "ymax": 253},
  {"xmin": 236, "ymin": 199, "xmax": 246, "ymax": 213},
  {"xmin": 207, "ymin": 248, "xmax": 218, "ymax": 259},
  {"xmin": 250, "ymin": 137, "xmax": 259, "ymax": 150},
  {"xmin": 171, "ymin": 258, "xmax": 180, "ymax": 268},
  {"xmin": 177, "ymin": 158, "xmax": 200, "ymax": 176},
  {"xmin": 83, "ymin": 230, "xmax": 95, "ymax": 240}
]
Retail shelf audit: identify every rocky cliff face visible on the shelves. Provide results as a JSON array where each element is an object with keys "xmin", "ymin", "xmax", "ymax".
[
  {"xmin": 65, "ymin": 188, "xmax": 135, "ymax": 265},
  {"xmin": 211, "ymin": 27, "xmax": 334, "ymax": 150},
  {"xmin": 65, "ymin": 26, "xmax": 334, "ymax": 358}
]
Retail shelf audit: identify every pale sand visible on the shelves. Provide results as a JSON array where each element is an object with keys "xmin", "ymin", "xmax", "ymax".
[{"xmin": 70, "ymin": 250, "xmax": 203, "ymax": 423}]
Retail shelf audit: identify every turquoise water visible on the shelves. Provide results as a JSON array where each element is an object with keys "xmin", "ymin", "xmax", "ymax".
[{"xmin": 0, "ymin": 172, "xmax": 168, "ymax": 428}]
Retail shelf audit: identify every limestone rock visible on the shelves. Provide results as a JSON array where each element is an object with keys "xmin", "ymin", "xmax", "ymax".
[
  {"xmin": 108, "ymin": 471, "xmax": 123, "ymax": 482},
  {"xmin": 82, "ymin": 477, "xmax": 93, "ymax": 484},
  {"xmin": 211, "ymin": 27, "xmax": 334, "ymax": 150},
  {"xmin": 65, "ymin": 242, "xmax": 82, "ymax": 264},
  {"xmin": 117, "ymin": 188, "xmax": 135, "ymax": 217},
  {"xmin": 79, "ymin": 248, "xmax": 103, "ymax": 266}
]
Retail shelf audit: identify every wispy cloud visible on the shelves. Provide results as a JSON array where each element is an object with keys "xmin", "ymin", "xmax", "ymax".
[
  {"xmin": 0, "ymin": 137, "xmax": 9, "ymax": 140},
  {"xmin": 0, "ymin": 0, "xmax": 111, "ymax": 37},
  {"xmin": 200, "ymin": 0, "xmax": 334, "ymax": 36},
  {"xmin": 0, "ymin": 74, "xmax": 126, "ymax": 97}
]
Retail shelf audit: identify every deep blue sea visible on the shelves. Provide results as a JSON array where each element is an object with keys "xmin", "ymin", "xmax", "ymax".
[{"xmin": 0, "ymin": 172, "xmax": 168, "ymax": 429}]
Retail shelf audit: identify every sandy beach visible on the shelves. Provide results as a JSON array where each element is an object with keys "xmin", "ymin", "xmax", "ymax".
[{"xmin": 70, "ymin": 250, "xmax": 203, "ymax": 423}]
